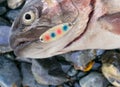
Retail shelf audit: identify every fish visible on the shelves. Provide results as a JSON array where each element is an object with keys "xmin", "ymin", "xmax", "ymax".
[{"xmin": 9, "ymin": 0, "xmax": 120, "ymax": 58}]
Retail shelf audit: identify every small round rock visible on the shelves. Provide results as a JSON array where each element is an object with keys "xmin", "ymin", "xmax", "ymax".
[
  {"xmin": 7, "ymin": 0, "xmax": 25, "ymax": 9},
  {"xmin": 79, "ymin": 72, "xmax": 109, "ymax": 87},
  {"xmin": 0, "ymin": 6, "xmax": 6, "ymax": 15}
]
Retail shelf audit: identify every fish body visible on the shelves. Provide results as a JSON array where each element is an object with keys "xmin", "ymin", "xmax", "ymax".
[{"xmin": 10, "ymin": 0, "xmax": 120, "ymax": 58}]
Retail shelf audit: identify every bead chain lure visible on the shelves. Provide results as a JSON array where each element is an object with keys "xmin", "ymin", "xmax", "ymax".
[{"xmin": 39, "ymin": 23, "xmax": 73, "ymax": 43}]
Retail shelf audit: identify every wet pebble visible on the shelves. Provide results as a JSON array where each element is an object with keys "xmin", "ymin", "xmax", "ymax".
[
  {"xmin": 0, "ymin": 26, "xmax": 12, "ymax": 53},
  {"xmin": 7, "ymin": 0, "xmax": 25, "ymax": 9},
  {"xmin": 102, "ymin": 51, "xmax": 120, "ymax": 87},
  {"xmin": 0, "ymin": 26, "xmax": 10, "ymax": 45},
  {"xmin": 0, "ymin": 6, "xmax": 6, "ymax": 15},
  {"xmin": 0, "ymin": 0, "xmax": 6, "ymax": 4},
  {"xmin": 79, "ymin": 72, "xmax": 109, "ymax": 87},
  {"xmin": 63, "ymin": 50, "xmax": 96, "ymax": 70},
  {"xmin": 76, "ymin": 72, "xmax": 87, "ymax": 79},
  {"xmin": 91, "ymin": 62, "xmax": 101, "ymax": 71},
  {"xmin": 63, "ymin": 84, "xmax": 70, "ymax": 87},
  {"xmin": 32, "ymin": 59, "xmax": 69, "ymax": 85},
  {"xmin": 21, "ymin": 63, "xmax": 48, "ymax": 87},
  {"xmin": 0, "ymin": 17, "xmax": 10, "ymax": 26},
  {"xmin": 74, "ymin": 82, "xmax": 81, "ymax": 87},
  {"xmin": 96, "ymin": 49, "xmax": 105, "ymax": 56},
  {"xmin": 67, "ymin": 67, "xmax": 78, "ymax": 77},
  {"xmin": 6, "ymin": 9, "xmax": 21, "ymax": 22},
  {"xmin": 0, "ymin": 55, "xmax": 21, "ymax": 87}
]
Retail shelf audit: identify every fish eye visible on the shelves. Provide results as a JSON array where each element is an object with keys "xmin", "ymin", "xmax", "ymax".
[{"xmin": 22, "ymin": 11, "xmax": 36, "ymax": 25}]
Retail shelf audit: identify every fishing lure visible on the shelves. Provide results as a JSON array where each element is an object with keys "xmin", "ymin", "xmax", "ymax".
[{"xmin": 39, "ymin": 23, "xmax": 73, "ymax": 43}]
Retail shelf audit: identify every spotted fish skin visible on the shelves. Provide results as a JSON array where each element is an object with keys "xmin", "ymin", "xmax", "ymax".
[{"xmin": 10, "ymin": 0, "xmax": 120, "ymax": 58}]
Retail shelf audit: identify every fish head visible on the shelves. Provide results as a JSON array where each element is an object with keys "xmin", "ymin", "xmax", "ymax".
[
  {"xmin": 11, "ymin": 0, "xmax": 120, "ymax": 59},
  {"xmin": 10, "ymin": 0, "xmax": 92, "ymax": 58}
]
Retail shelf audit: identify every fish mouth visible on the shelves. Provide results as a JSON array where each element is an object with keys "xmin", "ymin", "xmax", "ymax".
[{"xmin": 10, "ymin": 37, "xmax": 38, "ymax": 55}]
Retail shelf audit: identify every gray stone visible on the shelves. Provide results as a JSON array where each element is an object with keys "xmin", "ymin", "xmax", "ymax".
[
  {"xmin": 0, "ymin": 6, "xmax": 6, "ymax": 15},
  {"xmin": 6, "ymin": 9, "xmax": 21, "ymax": 22},
  {"xmin": 61, "ymin": 64, "xmax": 71, "ymax": 73},
  {"xmin": 0, "ymin": 0, "xmax": 6, "ymax": 3},
  {"xmin": 91, "ymin": 62, "xmax": 101, "ymax": 71},
  {"xmin": 96, "ymin": 49, "xmax": 105, "ymax": 56},
  {"xmin": 74, "ymin": 83, "xmax": 81, "ymax": 87},
  {"xmin": 62, "ymin": 50, "xmax": 96, "ymax": 69},
  {"xmin": 0, "ymin": 17, "xmax": 10, "ymax": 26},
  {"xmin": 67, "ymin": 67, "xmax": 78, "ymax": 77},
  {"xmin": 79, "ymin": 72, "xmax": 109, "ymax": 87},
  {"xmin": 0, "ymin": 26, "xmax": 12, "ymax": 53},
  {"xmin": 0, "ymin": 55, "xmax": 21, "ymax": 87},
  {"xmin": 31, "ymin": 59, "xmax": 69, "ymax": 85},
  {"xmin": 77, "ymin": 72, "xmax": 87, "ymax": 79},
  {"xmin": 21, "ymin": 63, "xmax": 48, "ymax": 87},
  {"xmin": 7, "ymin": 0, "xmax": 25, "ymax": 9},
  {"xmin": 101, "ymin": 51, "xmax": 120, "ymax": 87},
  {"xmin": 63, "ymin": 84, "xmax": 70, "ymax": 87}
]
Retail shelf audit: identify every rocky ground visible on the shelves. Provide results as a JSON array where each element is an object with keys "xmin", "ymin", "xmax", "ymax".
[{"xmin": 0, "ymin": 0, "xmax": 119, "ymax": 87}]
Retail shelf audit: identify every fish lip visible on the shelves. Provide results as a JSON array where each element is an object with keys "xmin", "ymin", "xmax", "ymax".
[
  {"xmin": 14, "ymin": 41, "xmax": 31, "ymax": 55},
  {"xmin": 13, "ymin": 40, "xmax": 39, "ymax": 55}
]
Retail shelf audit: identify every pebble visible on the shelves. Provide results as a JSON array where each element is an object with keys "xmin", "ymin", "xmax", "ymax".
[
  {"xmin": 67, "ymin": 67, "xmax": 78, "ymax": 77},
  {"xmin": 0, "ymin": 6, "xmax": 6, "ymax": 15},
  {"xmin": 0, "ymin": 26, "xmax": 10, "ymax": 45},
  {"xmin": 31, "ymin": 59, "xmax": 69, "ymax": 85},
  {"xmin": 79, "ymin": 72, "xmax": 109, "ymax": 87},
  {"xmin": 0, "ymin": 0, "xmax": 6, "ymax": 4},
  {"xmin": 61, "ymin": 64, "xmax": 71, "ymax": 73},
  {"xmin": 0, "ymin": 55, "xmax": 21, "ymax": 87},
  {"xmin": 76, "ymin": 72, "xmax": 87, "ymax": 79},
  {"xmin": 21, "ymin": 63, "xmax": 48, "ymax": 87},
  {"xmin": 56, "ymin": 56, "xmax": 71, "ymax": 73},
  {"xmin": 62, "ymin": 50, "xmax": 96, "ymax": 70},
  {"xmin": 6, "ymin": 9, "xmax": 21, "ymax": 22},
  {"xmin": 74, "ymin": 82, "xmax": 81, "ymax": 87},
  {"xmin": 96, "ymin": 49, "xmax": 105, "ymax": 56},
  {"xmin": 91, "ymin": 62, "xmax": 101, "ymax": 71},
  {"xmin": 63, "ymin": 84, "xmax": 70, "ymax": 87},
  {"xmin": 4, "ymin": 52, "xmax": 15, "ymax": 60},
  {"xmin": 0, "ymin": 17, "xmax": 10, "ymax": 26},
  {"xmin": 102, "ymin": 51, "xmax": 120, "ymax": 87},
  {"xmin": 7, "ymin": 0, "xmax": 25, "ymax": 9},
  {"xmin": 0, "ymin": 26, "xmax": 12, "ymax": 53}
]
